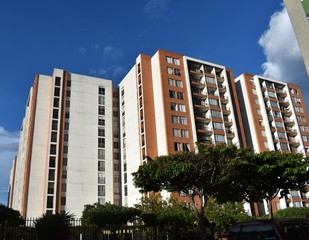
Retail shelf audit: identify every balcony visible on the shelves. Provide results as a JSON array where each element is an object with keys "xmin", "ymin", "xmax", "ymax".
[
  {"xmin": 220, "ymin": 95, "xmax": 229, "ymax": 104},
  {"xmin": 224, "ymin": 117, "xmax": 233, "ymax": 126},
  {"xmin": 216, "ymin": 76, "xmax": 225, "ymax": 83},
  {"xmin": 196, "ymin": 125, "xmax": 213, "ymax": 134},
  {"xmin": 281, "ymin": 108, "xmax": 292, "ymax": 117},
  {"xmin": 192, "ymin": 89, "xmax": 208, "ymax": 99},
  {"xmin": 226, "ymin": 129, "xmax": 235, "ymax": 138},
  {"xmin": 222, "ymin": 106, "xmax": 231, "ymax": 115},
  {"xmin": 190, "ymin": 78, "xmax": 205, "ymax": 88},
  {"xmin": 193, "ymin": 101, "xmax": 209, "ymax": 111},
  {"xmin": 276, "ymin": 88, "xmax": 287, "ymax": 97},
  {"xmin": 286, "ymin": 128, "xmax": 297, "ymax": 137},
  {"xmin": 195, "ymin": 113, "xmax": 211, "ymax": 123},
  {"xmin": 198, "ymin": 137, "xmax": 214, "ymax": 144},
  {"xmin": 284, "ymin": 118, "xmax": 295, "ymax": 126},
  {"xmin": 289, "ymin": 138, "xmax": 300, "ymax": 146},
  {"xmin": 218, "ymin": 84, "xmax": 227, "ymax": 93},
  {"xmin": 278, "ymin": 98, "xmax": 290, "ymax": 107}
]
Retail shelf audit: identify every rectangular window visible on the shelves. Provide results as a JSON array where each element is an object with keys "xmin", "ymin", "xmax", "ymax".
[
  {"xmin": 256, "ymin": 109, "xmax": 261, "ymax": 115},
  {"xmin": 173, "ymin": 58, "xmax": 180, "ymax": 65},
  {"xmin": 98, "ymin": 106, "xmax": 105, "ymax": 115},
  {"xmin": 55, "ymin": 77, "xmax": 61, "ymax": 86},
  {"xmin": 169, "ymin": 90, "xmax": 176, "ymax": 98},
  {"xmin": 99, "ymin": 96, "xmax": 105, "ymax": 105},
  {"xmin": 54, "ymin": 88, "xmax": 60, "ymax": 97},
  {"xmin": 65, "ymin": 122, "xmax": 69, "ymax": 130},
  {"xmin": 53, "ymin": 98, "xmax": 59, "ymax": 108},
  {"xmin": 302, "ymin": 136, "xmax": 309, "ymax": 142},
  {"xmin": 211, "ymin": 110, "xmax": 222, "ymax": 118},
  {"xmin": 48, "ymin": 182, "xmax": 54, "ymax": 194},
  {"xmin": 50, "ymin": 144, "xmax": 57, "ymax": 155},
  {"xmin": 270, "ymin": 101, "xmax": 278, "ymax": 108},
  {"xmin": 254, "ymin": 98, "xmax": 259, "ymax": 105},
  {"xmin": 51, "ymin": 132, "xmax": 57, "ymax": 142},
  {"xmin": 47, "ymin": 196, "xmax": 53, "ymax": 208},
  {"xmin": 98, "ymin": 138, "xmax": 105, "ymax": 148},
  {"xmin": 177, "ymin": 92, "xmax": 184, "ymax": 100},
  {"xmin": 278, "ymin": 132, "xmax": 286, "ymax": 139},
  {"xmin": 167, "ymin": 67, "xmax": 173, "ymax": 74},
  {"xmin": 180, "ymin": 116, "xmax": 187, "ymax": 125},
  {"xmin": 170, "ymin": 102, "xmax": 177, "ymax": 111},
  {"xmin": 49, "ymin": 157, "xmax": 56, "ymax": 168},
  {"xmin": 209, "ymin": 98, "xmax": 219, "ymax": 106},
  {"xmin": 53, "ymin": 109, "xmax": 59, "ymax": 119},
  {"xmin": 252, "ymin": 89, "xmax": 257, "ymax": 95},
  {"xmin": 173, "ymin": 128, "xmax": 180, "ymax": 137},
  {"xmin": 168, "ymin": 78, "xmax": 174, "ymax": 86},
  {"xmin": 172, "ymin": 115, "xmax": 179, "ymax": 124},
  {"xmin": 99, "ymin": 87, "xmax": 105, "ymax": 95},
  {"xmin": 261, "ymin": 130, "xmax": 266, "ymax": 137},
  {"xmin": 178, "ymin": 104, "xmax": 186, "ymax": 112},
  {"xmin": 174, "ymin": 68, "xmax": 181, "ymax": 76},
  {"xmin": 98, "ymin": 127, "xmax": 105, "ymax": 137},
  {"xmin": 98, "ymin": 185, "xmax": 105, "ymax": 196},
  {"xmin": 174, "ymin": 142, "xmax": 182, "ymax": 151},
  {"xmin": 48, "ymin": 169, "xmax": 55, "ymax": 181},
  {"xmin": 280, "ymin": 142, "xmax": 289, "ymax": 150},
  {"xmin": 166, "ymin": 56, "xmax": 173, "ymax": 64},
  {"xmin": 176, "ymin": 80, "xmax": 183, "ymax": 88},
  {"xmin": 275, "ymin": 121, "xmax": 284, "ymax": 128},
  {"xmin": 205, "ymin": 76, "xmax": 216, "ymax": 84},
  {"xmin": 98, "ymin": 172, "xmax": 105, "ymax": 184},
  {"xmin": 98, "ymin": 117, "xmax": 105, "ymax": 126},
  {"xmin": 98, "ymin": 161, "xmax": 105, "ymax": 171},
  {"xmin": 98, "ymin": 149, "xmax": 105, "ymax": 159},
  {"xmin": 181, "ymin": 130, "xmax": 189, "ymax": 138},
  {"xmin": 214, "ymin": 134, "xmax": 225, "ymax": 143},
  {"xmin": 268, "ymin": 91, "xmax": 276, "ymax": 98},
  {"xmin": 183, "ymin": 143, "xmax": 190, "ymax": 151},
  {"xmin": 213, "ymin": 122, "xmax": 224, "ymax": 130},
  {"xmin": 52, "ymin": 120, "xmax": 58, "ymax": 130}
]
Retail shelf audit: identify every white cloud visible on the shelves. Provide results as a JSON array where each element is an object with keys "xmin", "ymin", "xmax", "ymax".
[
  {"xmin": 76, "ymin": 47, "xmax": 87, "ymax": 55},
  {"xmin": 113, "ymin": 66, "xmax": 127, "ymax": 77},
  {"xmin": 102, "ymin": 46, "xmax": 123, "ymax": 60},
  {"xmin": 259, "ymin": 7, "xmax": 309, "ymax": 85},
  {"xmin": 0, "ymin": 127, "xmax": 19, "ymax": 204},
  {"xmin": 143, "ymin": 0, "xmax": 172, "ymax": 19}
]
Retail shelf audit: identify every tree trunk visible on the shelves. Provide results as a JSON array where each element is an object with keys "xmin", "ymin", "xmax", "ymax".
[
  {"xmin": 268, "ymin": 198, "xmax": 273, "ymax": 219},
  {"xmin": 198, "ymin": 213, "xmax": 208, "ymax": 240}
]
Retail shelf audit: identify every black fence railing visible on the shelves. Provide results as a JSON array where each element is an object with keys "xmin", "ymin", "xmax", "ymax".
[{"xmin": 0, "ymin": 218, "xmax": 202, "ymax": 240}]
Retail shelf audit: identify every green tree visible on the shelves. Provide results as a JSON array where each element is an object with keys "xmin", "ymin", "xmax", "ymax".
[
  {"xmin": 34, "ymin": 212, "xmax": 74, "ymax": 240},
  {"xmin": 205, "ymin": 198, "xmax": 252, "ymax": 238},
  {"xmin": 273, "ymin": 207, "xmax": 309, "ymax": 218},
  {"xmin": 132, "ymin": 144, "xmax": 250, "ymax": 240},
  {"xmin": 242, "ymin": 151, "xmax": 309, "ymax": 219},
  {"xmin": 82, "ymin": 203, "xmax": 141, "ymax": 239},
  {"xmin": 0, "ymin": 204, "xmax": 24, "ymax": 240},
  {"xmin": 135, "ymin": 195, "xmax": 196, "ymax": 239}
]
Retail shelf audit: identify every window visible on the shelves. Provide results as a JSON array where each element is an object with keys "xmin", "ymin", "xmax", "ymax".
[
  {"xmin": 99, "ymin": 96, "xmax": 105, "ymax": 105},
  {"xmin": 98, "ymin": 172, "xmax": 105, "ymax": 184},
  {"xmin": 66, "ymin": 90, "xmax": 71, "ymax": 97},
  {"xmin": 173, "ymin": 58, "xmax": 180, "ymax": 65},
  {"xmin": 98, "ymin": 127, "xmax": 105, "ymax": 137},
  {"xmin": 176, "ymin": 80, "xmax": 183, "ymax": 88},
  {"xmin": 98, "ymin": 138, "xmax": 105, "ymax": 148},
  {"xmin": 207, "ymin": 87, "xmax": 217, "ymax": 95},
  {"xmin": 48, "ymin": 169, "xmax": 55, "ymax": 181},
  {"xmin": 302, "ymin": 136, "xmax": 309, "ymax": 142},
  {"xmin": 98, "ymin": 117, "xmax": 105, "ymax": 126},
  {"xmin": 47, "ymin": 196, "xmax": 53, "ymax": 208},
  {"xmin": 275, "ymin": 121, "xmax": 284, "ymax": 128},
  {"xmin": 273, "ymin": 111, "xmax": 281, "ymax": 118},
  {"xmin": 53, "ymin": 109, "xmax": 58, "ymax": 119},
  {"xmin": 211, "ymin": 110, "xmax": 222, "ymax": 118},
  {"xmin": 168, "ymin": 78, "xmax": 174, "ymax": 86},
  {"xmin": 183, "ymin": 143, "xmax": 190, "ymax": 151},
  {"xmin": 180, "ymin": 116, "xmax": 187, "ymax": 125},
  {"xmin": 174, "ymin": 68, "xmax": 181, "ymax": 76},
  {"xmin": 173, "ymin": 128, "xmax": 180, "ymax": 137},
  {"xmin": 63, "ymin": 146, "xmax": 68, "ymax": 154},
  {"xmin": 51, "ymin": 132, "xmax": 57, "ymax": 142},
  {"xmin": 98, "ymin": 161, "xmax": 105, "ymax": 171},
  {"xmin": 169, "ymin": 90, "xmax": 176, "ymax": 98},
  {"xmin": 50, "ymin": 144, "xmax": 57, "ymax": 155},
  {"xmin": 249, "ymin": 79, "xmax": 255, "ymax": 85},
  {"xmin": 166, "ymin": 56, "xmax": 173, "ymax": 64},
  {"xmin": 268, "ymin": 91, "xmax": 276, "ymax": 98},
  {"xmin": 170, "ymin": 102, "xmax": 177, "ymax": 111},
  {"xmin": 205, "ymin": 76, "xmax": 216, "ymax": 84},
  {"xmin": 55, "ymin": 77, "xmax": 61, "ymax": 86},
  {"xmin": 263, "ymin": 141, "xmax": 269, "ymax": 148},
  {"xmin": 214, "ymin": 134, "xmax": 225, "ymax": 143},
  {"xmin": 48, "ymin": 182, "xmax": 54, "ymax": 194},
  {"xmin": 278, "ymin": 132, "xmax": 286, "ymax": 139},
  {"xmin": 98, "ymin": 185, "xmax": 105, "ymax": 196},
  {"xmin": 178, "ymin": 104, "xmax": 186, "ymax": 112},
  {"xmin": 49, "ymin": 157, "xmax": 56, "ymax": 168},
  {"xmin": 52, "ymin": 120, "xmax": 58, "ymax": 130},
  {"xmin": 167, "ymin": 67, "xmax": 173, "ymax": 74},
  {"xmin": 98, "ymin": 106, "xmax": 105, "ymax": 115},
  {"xmin": 261, "ymin": 130, "xmax": 266, "ymax": 137},
  {"xmin": 177, "ymin": 92, "xmax": 184, "ymax": 100},
  {"xmin": 290, "ymin": 88, "xmax": 298, "ymax": 95},
  {"xmin": 256, "ymin": 109, "xmax": 261, "ymax": 115},
  {"xmin": 300, "ymin": 126, "xmax": 309, "ymax": 132},
  {"xmin": 252, "ymin": 89, "xmax": 257, "ymax": 95},
  {"xmin": 174, "ymin": 142, "xmax": 182, "ymax": 151},
  {"xmin": 280, "ymin": 142, "xmax": 289, "ymax": 150},
  {"xmin": 99, "ymin": 87, "xmax": 105, "ymax": 95},
  {"xmin": 254, "ymin": 98, "xmax": 259, "ymax": 105},
  {"xmin": 270, "ymin": 101, "xmax": 278, "ymax": 108},
  {"xmin": 98, "ymin": 149, "xmax": 105, "ymax": 159},
  {"xmin": 172, "ymin": 115, "xmax": 178, "ymax": 124},
  {"xmin": 53, "ymin": 98, "xmax": 59, "ymax": 108},
  {"xmin": 209, "ymin": 98, "xmax": 219, "ymax": 106},
  {"xmin": 213, "ymin": 122, "xmax": 224, "ymax": 130},
  {"xmin": 54, "ymin": 88, "xmax": 60, "ymax": 97},
  {"xmin": 181, "ymin": 130, "xmax": 189, "ymax": 138}
]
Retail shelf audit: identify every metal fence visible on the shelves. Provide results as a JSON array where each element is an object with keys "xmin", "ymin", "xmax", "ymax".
[{"xmin": 0, "ymin": 218, "xmax": 202, "ymax": 240}]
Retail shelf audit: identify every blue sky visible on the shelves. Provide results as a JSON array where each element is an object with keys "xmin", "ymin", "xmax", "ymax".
[{"xmin": 1, "ymin": 0, "xmax": 309, "ymax": 205}]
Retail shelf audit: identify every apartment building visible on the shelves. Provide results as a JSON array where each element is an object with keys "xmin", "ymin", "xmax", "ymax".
[
  {"xmin": 235, "ymin": 73, "xmax": 309, "ymax": 216},
  {"xmin": 119, "ymin": 49, "xmax": 245, "ymax": 206},
  {"xmin": 8, "ymin": 69, "xmax": 121, "ymax": 218},
  {"xmin": 284, "ymin": 0, "xmax": 309, "ymax": 76}
]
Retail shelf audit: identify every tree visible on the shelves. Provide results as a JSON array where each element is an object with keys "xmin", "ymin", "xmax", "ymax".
[
  {"xmin": 0, "ymin": 204, "xmax": 23, "ymax": 240},
  {"xmin": 132, "ymin": 144, "xmax": 250, "ymax": 240},
  {"xmin": 34, "ymin": 212, "xmax": 74, "ymax": 240},
  {"xmin": 82, "ymin": 203, "xmax": 141, "ymax": 239},
  {"xmin": 135, "ymin": 195, "xmax": 196, "ymax": 239},
  {"xmin": 204, "ymin": 198, "xmax": 252, "ymax": 238},
  {"xmin": 241, "ymin": 151, "xmax": 309, "ymax": 219},
  {"xmin": 273, "ymin": 207, "xmax": 309, "ymax": 219}
]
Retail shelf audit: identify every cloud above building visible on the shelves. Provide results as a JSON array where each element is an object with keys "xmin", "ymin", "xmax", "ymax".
[
  {"xmin": 259, "ymin": 7, "xmax": 309, "ymax": 86},
  {"xmin": 143, "ymin": 0, "xmax": 173, "ymax": 20}
]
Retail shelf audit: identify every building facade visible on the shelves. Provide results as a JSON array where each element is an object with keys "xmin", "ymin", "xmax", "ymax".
[
  {"xmin": 284, "ymin": 0, "xmax": 309, "ymax": 76},
  {"xmin": 119, "ymin": 50, "xmax": 246, "ymax": 207},
  {"xmin": 235, "ymin": 73, "xmax": 309, "ymax": 215},
  {"xmin": 9, "ymin": 69, "xmax": 121, "ymax": 218}
]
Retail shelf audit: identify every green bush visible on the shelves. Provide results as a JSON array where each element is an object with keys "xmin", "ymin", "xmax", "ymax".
[{"xmin": 274, "ymin": 207, "xmax": 309, "ymax": 218}]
